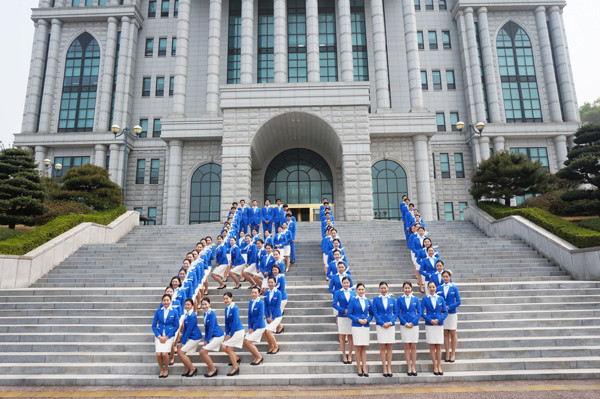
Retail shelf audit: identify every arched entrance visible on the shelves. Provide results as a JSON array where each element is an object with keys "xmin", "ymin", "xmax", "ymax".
[
  {"xmin": 371, "ymin": 160, "xmax": 408, "ymax": 220},
  {"xmin": 189, "ymin": 163, "xmax": 221, "ymax": 224}
]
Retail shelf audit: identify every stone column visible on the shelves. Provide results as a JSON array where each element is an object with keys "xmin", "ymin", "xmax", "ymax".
[
  {"xmin": 94, "ymin": 144, "xmax": 107, "ymax": 168},
  {"xmin": 274, "ymin": 0, "xmax": 288, "ymax": 83},
  {"xmin": 341, "ymin": 143, "xmax": 374, "ymax": 221},
  {"xmin": 535, "ymin": 6, "xmax": 562, "ymax": 122},
  {"xmin": 567, "ymin": 135, "xmax": 576, "ymax": 151},
  {"xmin": 112, "ymin": 16, "xmax": 131, "ymax": 128},
  {"xmin": 412, "ymin": 135, "xmax": 434, "ymax": 221},
  {"xmin": 548, "ymin": 6, "xmax": 577, "ymax": 122},
  {"xmin": 173, "ymin": 0, "xmax": 190, "ymax": 115},
  {"xmin": 401, "ymin": 0, "xmax": 423, "ymax": 110},
  {"xmin": 305, "ymin": 0, "xmax": 320, "ymax": 82},
  {"xmin": 97, "ymin": 17, "xmax": 119, "ymax": 131},
  {"xmin": 457, "ymin": 12, "xmax": 476, "ymax": 120},
  {"xmin": 240, "ymin": 0, "xmax": 254, "ymax": 83},
  {"xmin": 39, "ymin": 0, "xmax": 51, "ymax": 6},
  {"xmin": 205, "ymin": 0, "xmax": 222, "ymax": 114},
  {"xmin": 22, "ymin": 20, "xmax": 50, "ymax": 133},
  {"xmin": 479, "ymin": 136, "xmax": 490, "ymax": 161},
  {"xmin": 476, "ymin": 8, "xmax": 501, "ymax": 122},
  {"xmin": 221, "ymin": 145, "xmax": 252, "ymax": 220},
  {"xmin": 492, "ymin": 136, "xmax": 505, "ymax": 153},
  {"xmin": 54, "ymin": 0, "xmax": 66, "ymax": 6},
  {"xmin": 108, "ymin": 143, "xmax": 120, "ymax": 183},
  {"xmin": 554, "ymin": 135, "xmax": 568, "ymax": 170},
  {"xmin": 121, "ymin": 20, "xmax": 140, "ymax": 128},
  {"xmin": 338, "ymin": 0, "xmax": 353, "ymax": 82},
  {"xmin": 34, "ymin": 146, "xmax": 48, "ymax": 174},
  {"xmin": 464, "ymin": 8, "xmax": 486, "ymax": 123},
  {"xmin": 165, "ymin": 140, "xmax": 183, "ymax": 224},
  {"xmin": 472, "ymin": 136, "xmax": 481, "ymax": 165},
  {"xmin": 38, "ymin": 18, "xmax": 63, "ymax": 133},
  {"xmin": 371, "ymin": 0, "xmax": 390, "ymax": 109}
]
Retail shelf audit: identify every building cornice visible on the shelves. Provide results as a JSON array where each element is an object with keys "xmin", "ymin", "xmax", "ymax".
[
  {"xmin": 451, "ymin": 0, "xmax": 567, "ymax": 19},
  {"xmin": 369, "ymin": 112, "xmax": 437, "ymax": 137},
  {"xmin": 31, "ymin": 5, "xmax": 144, "ymax": 27}
]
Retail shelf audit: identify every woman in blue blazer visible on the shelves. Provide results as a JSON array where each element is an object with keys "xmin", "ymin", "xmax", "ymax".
[
  {"xmin": 332, "ymin": 276, "xmax": 355, "ymax": 364},
  {"xmin": 220, "ymin": 292, "xmax": 245, "ymax": 376},
  {"xmin": 437, "ymin": 270, "xmax": 461, "ymax": 363},
  {"xmin": 419, "ymin": 246, "xmax": 439, "ymax": 287},
  {"xmin": 372, "ymin": 281, "xmax": 396, "ymax": 377},
  {"xmin": 177, "ymin": 298, "xmax": 202, "ymax": 377},
  {"xmin": 243, "ymin": 286, "xmax": 266, "ymax": 365},
  {"xmin": 347, "ymin": 282, "xmax": 373, "ymax": 377},
  {"xmin": 152, "ymin": 294, "xmax": 180, "ymax": 378},
  {"xmin": 228, "ymin": 237, "xmax": 245, "ymax": 289},
  {"xmin": 263, "ymin": 277, "xmax": 282, "ymax": 354},
  {"xmin": 212, "ymin": 235, "xmax": 229, "ymax": 289},
  {"xmin": 272, "ymin": 265, "xmax": 287, "ymax": 334},
  {"xmin": 421, "ymin": 281, "xmax": 448, "ymax": 376},
  {"xmin": 262, "ymin": 199, "xmax": 273, "ymax": 236},
  {"xmin": 199, "ymin": 297, "xmax": 225, "ymax": 378},
  {"xmin": 329, "ymin": 262, "xmax": 353, "ymax": 295},
  {"xmin": 396, "ymin": 281, "xmax": 422, "ymax": 376}
]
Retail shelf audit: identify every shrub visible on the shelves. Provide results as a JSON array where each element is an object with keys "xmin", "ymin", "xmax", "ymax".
[
  {"xmin": 37, "ymin": 201, "xmax": 93, "ymax": 225},
  {"xmin": 519, "ymin": 190, "xmax": 570, "ymax": 215},
  {"xmin": 0, "ymin": 229, "xmax": 24, "ymax": 241},
  {"xmin": 0, "ymin": 206, "xmax": 126, "ymax": 255},
  {"xmin": 579, "ymin": 218, "xmax": 600, "ymax": 233},
  {"xmin": 57, "ymin": 164, "xmax": 123, "ymax": 210}
]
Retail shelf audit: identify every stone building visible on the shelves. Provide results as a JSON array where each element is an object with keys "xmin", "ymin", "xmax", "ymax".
[{"xmin": 15, "ymin": 0, "xmax": 579, "ymax": 224}]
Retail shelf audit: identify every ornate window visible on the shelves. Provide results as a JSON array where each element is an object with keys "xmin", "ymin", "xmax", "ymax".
[
  {"xmin": 190, "ymin": 163, "xmax": 222, "ymax": 224},
  {"xmin": 371, "ymin": 160, "xmax": 408, "ymax": 220},
  {"xmin": 227, "ymin": 0, "xmax": 241, "ymax": 83}
]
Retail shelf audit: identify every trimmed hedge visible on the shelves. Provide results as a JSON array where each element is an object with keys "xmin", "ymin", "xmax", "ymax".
[
  {"xmin": 579, "ymin": 218, "xmax": 600, "ymax": 233},
  {"xmin": 0, "ymin": 229, "xmax": 24, "ymax": 242},
  {"xmin": 0, "ymin": 206, "xmax": 126, "ymax": 256},
  {"xmin": 477, "ymin": 202, "xmax": 600, "ymax": 249}
]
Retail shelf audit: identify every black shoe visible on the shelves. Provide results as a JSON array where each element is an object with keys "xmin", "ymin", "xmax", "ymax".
[
  {"xmin": 218, "ymin": 285, "xmax": 227, "ymax": 289},
  {"xmin": 363, "ymin": 373, "xmax": 369, "ymax": 377},
  {"xmin": 388, "ymin": 373, "xmax": 393, "ymax": 377},
  {"xmin": 228, "ymin": 357, "xmax": 241, "ymax": 366},
  {"xmin": 439, "ymin": 371, "xmax": 444, "ymax": 376},
  {"xmin": 271, "ymin": 347, "xmax": 279, "ymax": 354},
  {"xmin": 250, "ymin": 357, "xmax": 264, "ymax": 366},
  {"xmin": 434, "ymin": 371, "xmax": 439, "ymax": 376},
  {"xmin": 186, "ymin": 369, "xmax": 197, "ymax": 377},
  {"xmin": 444, "ymin": 358, "xmax": 449, "ymax": 363},
  {"xmin": 181, "ymin": 370, "xmax": 190, "ymax": 377},
  {"xmin": 358, "ymin": 372, "xmax": 364, "ymax": 377},
  {"xmin": 407, "ymin": 372, "xmax": 411, "ymax": 376},
  {"xmin": 449, "ymin": 359, "xmax": 455, "ymax": 363},
  {"xmin": 275, "ymin": 327, "xmax": 284, "ymax": 335},
  {"xmin": 227, "ymin": 368, "xmax": 240, "ymax": 376},
  {"xmin": 234, "ymin": 285, "xmax": 241, "ymax": 289},
  {"xmin": 204, "ymin": 370, "xmax": 218, "ymax": 378},
  {"xmin": 413, "ymin": 372, "xmax": 418, "ymax": 376}
]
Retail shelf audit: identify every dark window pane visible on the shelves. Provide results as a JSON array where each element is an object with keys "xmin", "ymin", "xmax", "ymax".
[{"xmin": 371, "ymin": 160, "xmax": 408, "ymax": 220}]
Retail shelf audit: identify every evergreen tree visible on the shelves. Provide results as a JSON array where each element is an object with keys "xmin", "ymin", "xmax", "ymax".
[
  {"xmin": 470, "ymin": 150, "xmax": 550, "ymax": 205},
  {"xmin": 57, "ymin": 163, "xmax": 123, "ymax": 210},
  {"xmin": 0, "ymin": 148, "xmax": 47, "ymax": 229}
]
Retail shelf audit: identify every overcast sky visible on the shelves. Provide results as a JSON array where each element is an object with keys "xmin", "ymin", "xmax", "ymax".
[{"xmin": 1, "ymin": 0, "xmax": 599, "ymax": 148}]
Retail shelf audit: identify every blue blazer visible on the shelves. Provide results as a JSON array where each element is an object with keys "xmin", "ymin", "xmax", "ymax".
[
  {"xmin": 242, "ymin": 206, "xmax": 251, "ymax": 225},
  {"xmin": 152, "ymin": 306, "xmax": 180, "ymax": 338},
  {"xmin": 419, "ymin": 256, "xmax": 438, "ymax": 281},
  {"xmin": 180, "ymin": 311, "xmax": 202, "ymax": 345},
  {"xmin": 372, "ymin": 295, "xmax": 397, "ymax": 326},
  {"xmin": 275, "ymin": 275, "xmax": 288, "ymax": 300},
  {"xmin": 287, "ymin": 220, "xmax": 296, "ymax": 240},
  {"xmin": 328, "ymin": 273, "xmax": 353, "ymax": 294},
  {"xmin": 230, "ymin": 245, "xmax": 245, "ymax": 267},
  {"xmin": 203, "ymin": 310, "xmax": 224, "ymax": 342},
  {"xmin": 437, "ymin": 284, "xmax": 461, "ymax": 314},
  {"xmin": 347, "ymin": 295, "xmax": 373, "ymax": 328},
  {"xmin": 251, "ymin": 207, "xmax": 262, "ymax": 224},
  {"xmin": 396, "ymin": 295, "xmax": 422, "ymax": 326},
  {"xmin": 332, "ymin": 289, "xmax": 355, "ymax": 318},
  {"xmin": 421, "ymin": 295, "xmax": 448, "ymax": 326},
  {"xmin": 248, "ymin": 299, "xmax": 266, "ymax": 330},
  {"xmin": 224, "ymin": 304, "xmax": 245, "ymax": 336},
  {"xmin": 264, "ymin": 289, "xmax": 283, "ymax": 319},
  {"xmin": 215, "ymin": 244, "xmax": 228, "ymax": 265},
  {"xmin": 262, "ymin": 206, "xmax": 273, "ymax": 222}
]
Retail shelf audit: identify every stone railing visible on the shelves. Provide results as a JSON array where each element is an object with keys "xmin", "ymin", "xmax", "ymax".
[
  {"xmin": 0, "ymin": 211, "xmax": 139, "ymax": 289},
  {"xmin": 465, "ymin": 205, "xmax": 600, "ymax": 281}
]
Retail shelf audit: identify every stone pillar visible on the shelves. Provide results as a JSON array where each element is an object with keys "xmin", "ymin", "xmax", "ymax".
[
  {"xmin": 97, "ymin": 17, "xmax": 119, "ymax": 132},
  {"xmin": 464, "ymin": 8, "xmax": 486, "ymax": 123},
  {"xmin": 476, "ymin": 8, "xmax": 501, "ymax": 122},
  {"xmin": 401, "ymin": 0, "xmax": 423, "ymax": 110},
  {"xmin": 221, "ymin": 145, "xmax": 252, "ymax": 220},
  {"xmin": 173, "ymin": 0, "xmax": 191, "ymax": 115},
  {"xmin": 34, "ymin": 146, "xmax": 48, "ymax": 174},
  {"xmin": 274, "ymin": 0, "xmax": 288, "ymax": 83},
  {"xmin": 412, "ymin": 135, "xmax": 434, "ymax": 221},
  {"xmin": 39, "ymin": 0, "xmax": 51, "ymax": 6},
  {"xmin": 548, "ymin": 6, "xmax": 577, "ymax": 122},
  {"xmin": 121, "ymin": 20, "xmax": 140, "ymax": 128},
  {"xmin": 240, "ymin": 0, "xmax": 254, "ymax": 84},
  {"xmin": 305, "ymin": 0, "xmax": 320, "ymax": 82},
  {"xmin": 94, "ymin": 144, "xmax": 107, "ymax": 168},
  {"xmin": 22, "ymin": 20, "xmax": 50, "ymax": 133},
  {"xmin": 341, "ymin": 143, "xmax": 374, "ymax": 221},
  {"xmin": 479, "ymin": 136, "xmax": 490, "ymax": 161},
  {"xmin": 166, "ymin": 140, "xmax": 184, "ymax": 224},
  {"xmin": 112, "ymin": 16, "xmax": 131, "ymax": 128},
  {"xmin": 371, "ymin": 0, "xmax": 390, "ymax": 109},
  {"xmin": 108, "ymin": 143, "xmax": 120, "ymax": 183},
  {"xmin": 535, "ymin": 6, "xmax": 562, "ymax": 122},
  {"xmin": 492, "ymin": 136, "xmax": 505, "ymax": 153},
  {"xmin": 567, "ymin": 135, "xmax": 576, "ymax": 151},
  {"xmin": 38, "ymin": 18, "xmax": 63, "ymax": 133},
  {"xmin": 472, "ymin": 137, "xmax": 481, "ymax": 165},
  {"xmin": 554, "ymin": 135, "xmax": 568, "ymax": 170},
  {"xmin": 457, "ymin": 12, "xmax": 476, "ymax": 121},
  {"xmin": 54, "ymin": 0, "xmax": 66, "ymax": 6},
  {"xmin": 338, "ymin": 0, "xmax": 354, "ymax": 82},
  {"xmin": 205, "ymin": 0, "xmax": 222, "ymax": 114}
]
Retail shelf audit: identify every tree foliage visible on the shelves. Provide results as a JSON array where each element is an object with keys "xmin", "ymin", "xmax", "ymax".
[
  {"xmin": 556, "ymin": 123, "xmax": 600, "ymax": 215},
  {"xmin": 0, "ymin": 148, "xmax": 47, "ymax": 229},
  {"xmin": 580, "ymin": 98, "xmax": 600, "ymax": 124},
  {"xmin": 56, "ymin": 163, "xmax": 123, "ymax": 210},
  {"xmin": 470, "ymin": 151, "xmax": 550, "ymax": 204}
]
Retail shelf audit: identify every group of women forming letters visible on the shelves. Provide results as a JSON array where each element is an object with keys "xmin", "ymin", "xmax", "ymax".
[
  {"xmin": 151, "ymin": 200, "xmax": 293, "ymax": 378},
  {"xmin": 326, "ymin": 195, "xmax": 462, "ymax": 377}
]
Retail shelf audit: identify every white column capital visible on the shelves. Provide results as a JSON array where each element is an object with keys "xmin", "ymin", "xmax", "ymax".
[
  {"xmin": 476, "ymin": 7, "xmax": 487, "ymax": 15},
  {"xmin": 463, "ymin": 7, "xmax": 474, "ymax": 15},
  {"xmin": 37, "ymin": 19, "xmax": 50, "ymax": 28},
  {"xmin": 492, "ymin": 136, "xmax": 505, "ymax": 153},
  {"xmin": 107, "ymin": 16, "xmax": 119, "ymax": 24},
  {"xmin": 535, "ymin": 5, "xmax": 546, "ymax": 14},
  {"xmin": 548, "ymin": 5, "xmax": 560, "ymax": 14}
]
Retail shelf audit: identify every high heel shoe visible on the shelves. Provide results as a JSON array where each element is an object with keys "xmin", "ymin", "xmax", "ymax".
[
  {"xmin": 234, "ymin": 285, "xmax": 241, "ymax": 289},
  {"xmin": 181, "ymin": 370, "xmax": 190, "ymax": 377},
  {"xmin": 227, "ymin": 368, "xmax": 240, "ymax": 376},
  {"xmin": 186, "ymin": 369, "xmax": 197, "ymax": 377},
  {"xmin": 228, "ymin": 357, "xmax": 241, "ymax": 366},
  {"xmin": 204, "ymin": 369, "xmax": 218, "ymax": 378},
  {"xmin": 250, "ymin": 357, "xmax": 263, "ymax": 366}
]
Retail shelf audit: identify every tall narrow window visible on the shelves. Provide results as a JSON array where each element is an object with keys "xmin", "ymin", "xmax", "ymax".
[
  {"xmin": 142, "ymin": 77, "xmax": 151, "ymax": 96},
  {"xmin": 444, "ymin": 202, "xmax": 454, "ymax": 220},
  {"xmin": 440, "ymin": 153, "xmax": 450, "ymax": 178},
  {"xmin": 421, "ymin": 71, "xmax": 428, "ymax": 90},
  {"xmin": 476, "ymin": 22, "xmax": 489, "ymax": 121},
  {"xmin": 155, "ymin": 77, "xmax": 164, "ymax": 96},
  {"xmin": 319, "ymin": 0, "xmax": 338, "ymax": 81},
  {"xmin": 417, "ymin": 31, "xmax": 424, "ymax": 50},
  {"xmin": 257, "ymin": 0, "xmax": 274, "ymax": 83},
  {"xmin": 147, "ymin": 207, "xmax": 157, "ymax": 225},
  {"xmin": 169, "ymin": 76, "xmax": 174, "ymax": 96},
  {"xmin": 58, "ymin": 33, "xmax": 100, "ymax": 132},
  {"xmin": 288, "ymin": 0, "xmax": 307, "ymax": 82},
  {"xmin": 148, "ymin": 0, "xmax": 156, "ymax": 17},
  {"xmin": 454, "ymin": 153, "xmax": 465, "ymax": 178},
  {"xmin": 497, "ymin": 22, "xmax": 542, "ymax": 122},
  {"xmin": 432, "ymin": 70, "xmax": 442, "ymax": 90},
  {"xmin": 109, "ymin": 31, "xmax": 120, "ymax": 127},
  {"xmin": 414, "ymin": 0, "xmax": 421, "ymax": 11},
  {"xmin": 190, "ymin": 163, "xmax": 222, "ymax": 224},
  {"xmin": 174, "ymin": 0, "xmax": 179, "ymax": 16},
  {"xmin": 450, "ymin": 112, "xmax": 459, "ymax": 131},
  {"xmin": 371, "ymin": 160, "xmax": 408, "ymax": 220},
  {"xmin": 439, "ymin": 0, "xmax": 447, "ymax": 10},
  {"xmin": 432, "ymin": 153, "xmax": 436, "ymax": 178},
  {"xmin": 85, "ymin": 0, "xmax": 93, "ymax": 6},
  {"xmin": 136, "ymin": 159, "xmax": 145, "ymax": 184},
  {"xmin": 145, "ymin": 38, "xmax": 154, "ymax": 56},
  {"xmin": 139, "ymin": 119, "xmax": 148, "ymax": 138},
  {"xmin": 150, "ymin": 159, "xmax": 160, "ymax": 184},
  {"xmin": 428, "ymin": 31, "xmax": 438, "ymax": 49},
  {"xmin": 161, "ymin": 0, "xmax": 170, "ymax": 17},
  {"xmin": 436, "ymin": 113, "xmax": 445, "ymax": 131},
  {"xmin": 72, "ymin": 0, "xmax": 80, "ymax": 5},
  {"xmin": 459, "ymin": 202, "xmax": 468, "ymax": 220},
  {"xmin": 351, "ymin": 0, "xmax": 368, "ymax": 81},
  {"xmin": 227, "ymin": 0, "xmax": 242, "ymax": 83},
  {"xmin": 153, "ymin": 118, "xmax": 161, "ymax": 138},
  {"xmin": 442, "ymin": 31, "xmax": 451, "ymax": 49},
  {"xmin": 171, "ymin": 37, "xmax": 177, "ymax": 55},
  {"xmin": 425, "ymin": 0, "xmax": 433, "ymax": 10},
  {"xmin": 158, "ymin": 38, "xmax": 167, "ymax": 56},
  {"xmin": 446, "ymin": 70, "xmax": 455, "ymax": 89}
]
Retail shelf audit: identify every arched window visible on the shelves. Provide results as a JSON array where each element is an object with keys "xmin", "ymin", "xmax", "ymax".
[
  {"xmin": 371, "ymin": 160, "xmax": 407, "ymax": 220},
  {"xmin": 58, "ymin": 33, "xmax": 100, "ymax": 132},
  {"xmin": 189, "ymin": 163, "xmax": 221, "ymax": 224},
  {"xmin": 497, "ymin": 22, "xmax": 542, "ymax": 123}
]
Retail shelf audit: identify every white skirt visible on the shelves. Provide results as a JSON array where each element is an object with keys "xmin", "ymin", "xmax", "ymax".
[
  {"xmin": 283, "ymin": 245, "xmax": 291, "ymax": 257},
  {"xmin": 154, "ymin": 336, "xmax": 174, "ymax": 353},
  {"xmin": 242, "ymin": 254, "xmax": 248, "ymax": 263},
  {"xmin": 411, "ymin": 253, "xmax": 419, "ymax": 269},
  {"xmin": 401, "ymin": 325, "xmax": 419, "ymax": 343},
  {"xmin": 337, "ymin": 317, "xmax": 352, "ymax": 335},
  {"xmin": 265, "ymin": 316, "xmax": 282, "ymax": 332},
  {"xmin": 280, "ymin": 299, "xmax": 288, "ymax": 312},
  {"xmin": 223, "ymin": 329, "xmax": 245, "ymax": 349},
  {"xmin": 212, "ymin": 264, "xmax": 228, "ymax": 278},
  {"xmin": 245, "ymin": 328, "xmax": 266, "ymax": 343},
  {"xmin": 244, "ymin": 263, "xmax": 257, "ymax": 274},
  {"xmin": 376, "ymin": 325, "xmax": 396, "ymax": 344},
  {"xmin": 323, "ymin": 253, "xmax": 328, "ymax": 265},
  {"xmin": 444, "ymin": 313, "xmax": 458, "ymax": 330},
  {"xmin": 352, "ymin": 326, "xmax": 370, "ymax": 346},
  {"xmin": 231, "ymin": 264, "xmax": 245, "ymax": 276},
  {"xmin": 180, "ymin": 338, "xmax": 201, "ymax": 353},
  {"xmin": 426, "ymin": 325, "xmax": 444, "ymax": 345},
  {"xmin": 203, "ymin": 335, "xmax": 225, "ymax": 352}
]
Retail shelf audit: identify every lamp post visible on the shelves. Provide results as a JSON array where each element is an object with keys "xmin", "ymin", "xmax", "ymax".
[
  {"xmin": 111, "ymin": 124, "xmax": 142, "ymax": 205},
  {"xmin": 42, "ymin": 158, "xmax": 63, "ymax": 180},
  {"xmin": 455, "ymin": 121, "xmax": 485, "ymax": 169}
]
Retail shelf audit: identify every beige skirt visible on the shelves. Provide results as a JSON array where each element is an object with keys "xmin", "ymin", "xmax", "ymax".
[
  {"xmin": 154, "ymin": 336, "xmax": 174, "ymax": 353},
  {"xmin": 401, "ymin": 325, "xmax": 419, "ymax": 343},
  {"xmin": 444, "ymin": 313, "xmax": 458, "ymax": 330},
  {"xmin": 425, "ymin": 325, "xmax": 443, "ymax": 345},
  {"xmin": 223, "ymin": 329, "xmax": 245, "ymax": 348},
  {"xmin": 180, "ymin": 338, "xmax": 201, "ymax": 353},
  {"xmin": 337, "ymin": 316, "xmax": 352, "ymax": 335},
  {"xmin": 212, "ymin": 264, "xmax": 228, "ymax": 278},
  {"xmin": 245, "ymin": 328, "xmax": 266, "ymax": 343},
  {"xmin": 203, "ymin": 335, "xmax": 225, "ymax": 352},
  {"xmin": 265, "ymin": 316, "xmax": 282, "ymax": 332},
  {"xmin": 231, "ymin": 264, "xmax": 245, "ymax": 276},
  {"xmin": 352, "ymin": 326, "xmax": 370, "ymax": 346},
  {"xmin": 376, "ymin": 325, "xmax": 396, "ymax": 344}
]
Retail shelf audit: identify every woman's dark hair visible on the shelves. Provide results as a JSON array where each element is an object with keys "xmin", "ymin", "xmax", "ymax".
[
  {"xmin": 201, "ymin": 297, "xmax": 211, "ymax": 305},
  {"xmin": 427, "ymin": 281, "xmax": 437, "ymax": 288},
  {"xmin": 183, "ymin": 258, "xmax": 190, "ymax": 264},
  {"xmin": 224, "ymin": 292, "xmax": 233, "ymax": 299},
  {"xmin": 184, "ymin": 298, "xmax": 194, "ymax": 306},
  {"xmin": 341, "ymin": 276, "xmax": 351, "ymax": 283},
  {"xmin": 179, "ymin": 269, "xmax": 187, "ymax": 275},
  {"xmin": 251, "ymin": 286, "xmax": 260, "ymax": 293},
  {"xmin": 356, "ymin": 282, "xmax": 365, "ymax": 290},
  {"xmin": 442, "ymin": 270, "xmax": 452, "ymax": 277},
  {"xmin": 170, "ymin": 276, "xmax": 181, "ymax": 287},
  {"xmin": 272, "ymin": 265, "xmax": 281, "ymax": 273},
  {"xmin": 403, "ymin": 281, "xmax": 413, "ymax": 288},
  {"xmin": 436, "ymin": 260, "xmax": 445, "ymax": 266},
  {"xmin": 379, "ymin": 281, "xmax": 388, "ymax": 287},
  {"xmin": 162, "ymin": 294, "xmax": 172, "ymax": 300},
  {"xmin": 268, "ymin": 276, "xmax": 276, "ymax": 283}
]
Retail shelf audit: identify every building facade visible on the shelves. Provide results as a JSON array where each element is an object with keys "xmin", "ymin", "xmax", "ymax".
[{"xmin": 15, "ymin": 0, "xmax": 579, "ymax": 224}]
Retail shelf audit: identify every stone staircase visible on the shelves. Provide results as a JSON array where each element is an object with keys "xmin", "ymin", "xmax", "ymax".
[{"xmin": 0, "ymin": 220, "xmax": 599, "ymax": 385}]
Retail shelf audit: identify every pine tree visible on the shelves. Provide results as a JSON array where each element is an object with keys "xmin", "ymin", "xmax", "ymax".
[{"xmin": 57, "ymin": 163, "xmax": 123, "ymax": 210}]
